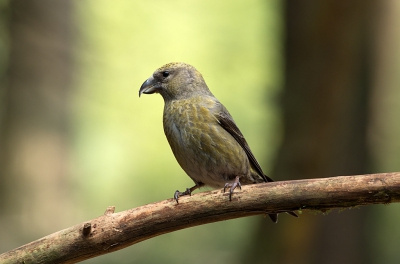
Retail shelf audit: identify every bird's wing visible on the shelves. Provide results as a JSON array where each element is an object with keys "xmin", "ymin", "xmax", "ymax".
[
  {"xmin": 216, "ymin": 104, "xmax": 298, "ymax": 220},
  {"xmin": 215, "ymin": 105, "xmax": 272, "ymax": 183}
]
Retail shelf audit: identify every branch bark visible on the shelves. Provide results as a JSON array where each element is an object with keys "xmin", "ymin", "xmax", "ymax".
[{"xmin": 1, "ymin": 172, "xmax": 399, "ymax": 263}]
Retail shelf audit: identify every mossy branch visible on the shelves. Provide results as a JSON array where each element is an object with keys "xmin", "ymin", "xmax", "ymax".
[{"xmin": 1, "ymin": 172, "xmax": 399, "ymax": 263}]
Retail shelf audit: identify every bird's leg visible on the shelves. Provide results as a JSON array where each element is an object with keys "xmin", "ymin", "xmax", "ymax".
[
  {"xmin": 174, "ymin": 183, "xmax": 204, "ymax": 204},
  {"xmin": 223, "ymin": 176, "xmax": 242, "ymax": 201}
]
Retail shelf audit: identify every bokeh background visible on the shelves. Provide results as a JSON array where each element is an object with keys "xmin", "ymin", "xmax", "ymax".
[{"xmin": 1, "ymin": 0, "xmax": 400, "ymax": 263}]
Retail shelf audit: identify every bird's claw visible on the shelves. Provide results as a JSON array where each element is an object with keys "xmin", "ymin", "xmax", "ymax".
[
  {"xmin": 223, "ymin": 176, "xmax": 242, "ymax": 201},
  {"xmin": 173, "ymin": 183, "xmax": 203, "ymax": 204},
  {"xmin": 174, "ymin": 188, "xmax": 191, "ymax": 204}
]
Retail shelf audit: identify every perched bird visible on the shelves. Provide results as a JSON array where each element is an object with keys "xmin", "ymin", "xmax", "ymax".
[{"xmin": 139, "ymin": 62, "xmax": 297, "ymax": 222}]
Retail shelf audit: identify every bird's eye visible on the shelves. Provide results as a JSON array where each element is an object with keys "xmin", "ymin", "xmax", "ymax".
[{"xmin": 162, "ymin": 71, "xmax": 170, "ymax": 78}]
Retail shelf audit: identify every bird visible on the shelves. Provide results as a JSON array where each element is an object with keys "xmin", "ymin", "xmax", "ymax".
[{"xmin": 139, "ymin": 62, "xmax": 297, "ymax": 223}]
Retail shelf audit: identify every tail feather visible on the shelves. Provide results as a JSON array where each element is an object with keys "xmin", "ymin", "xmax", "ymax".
[
  {"xmin": 268, "ymin": 214, "xmax": 278, "ymax": 223},
  {"xmin": 287, "ymin": 211, "xmax": 298, "ymax": 217},
  {"xmin": 264, "ymin": 174, "xmax": 298, "ymax": 221},
  {"xmin": 264, "ymin": 174, "xmax": 274, "ymax": 182}
]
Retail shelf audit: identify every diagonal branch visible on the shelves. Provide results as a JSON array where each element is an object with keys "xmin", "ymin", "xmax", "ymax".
[{"xmin": 1, "ymin": 172, "xmax": 400, "ymax": 263}]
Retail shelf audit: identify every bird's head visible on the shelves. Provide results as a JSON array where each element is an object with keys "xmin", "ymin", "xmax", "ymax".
[{"xmin": 139, "ymin": 62, "xmax": 212, "ymax": 101}]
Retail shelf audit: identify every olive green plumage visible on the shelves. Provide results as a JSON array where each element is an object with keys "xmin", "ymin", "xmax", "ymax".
[{"xmin": 139, "ymin": 62, "xmax": 297, "ymax": 222}]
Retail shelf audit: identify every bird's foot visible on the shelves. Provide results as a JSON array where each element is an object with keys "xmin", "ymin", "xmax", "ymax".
[
  {"xmin": 223, "ymin": 176, "xmax": 242, "ymax": 201},
  {"xmin": 174, "ymin": 188, "xmax": 191, "ymax": 204},
  {"xmin": 174, "ymin": 183, "xmax": 203, "ymax": 204}
]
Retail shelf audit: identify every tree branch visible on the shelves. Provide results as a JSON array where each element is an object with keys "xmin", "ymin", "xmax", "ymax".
[{"xmin": 1, "ymin": 172, "xmax": 399, "ymax": 263}]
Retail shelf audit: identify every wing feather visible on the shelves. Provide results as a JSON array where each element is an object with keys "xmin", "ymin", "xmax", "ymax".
[{"xmin": 215, "ymin": 107, "xmax": 272, "ymax": 183}]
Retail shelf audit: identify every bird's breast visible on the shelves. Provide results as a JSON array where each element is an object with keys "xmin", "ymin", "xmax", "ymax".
[{"xmin": 162, "ymin": 99, "xmax": 250, "ymax": 188}]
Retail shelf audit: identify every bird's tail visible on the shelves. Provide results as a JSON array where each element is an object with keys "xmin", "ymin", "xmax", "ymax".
[
  {"xmin": 264, "ymin": 174, "xmax": 274, "ymax": 182},
  {"xmin": 264, "ymin": 174, "xmax": 298, "ymax": 222}
]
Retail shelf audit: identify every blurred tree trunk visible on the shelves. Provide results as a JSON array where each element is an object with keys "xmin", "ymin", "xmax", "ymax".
[
  {"xmin": 368, "ymin": 2, "xmax": 400, "ymax": 263},
  {"xmin": 0, "ymin": 0, "xmax": 73, "ymax": 251},
  {"xmin": 245, "ymin": 1, "xmax": 379, "ymax": 264}
]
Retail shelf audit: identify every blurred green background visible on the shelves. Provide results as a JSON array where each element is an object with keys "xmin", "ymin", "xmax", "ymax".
[{"xmin": 1, "ymin": 0, "xmax": 400, "ymax": 263}]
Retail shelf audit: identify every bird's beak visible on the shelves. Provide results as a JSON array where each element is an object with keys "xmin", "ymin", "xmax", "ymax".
[{"xmin": 139, "ymin": 76, "xmax": 161, "ymax": 97}]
